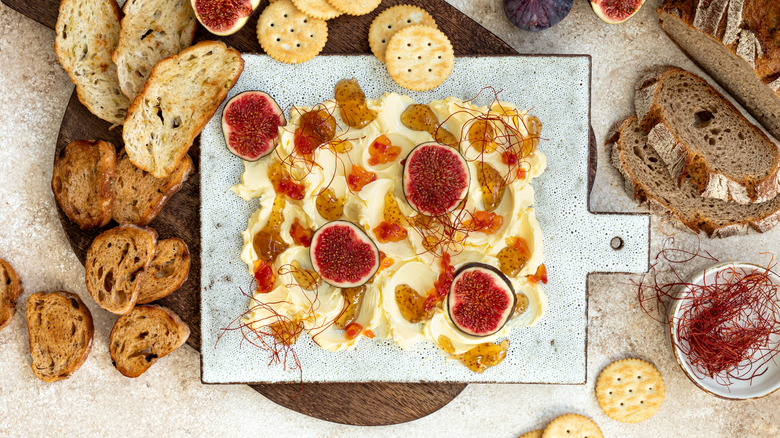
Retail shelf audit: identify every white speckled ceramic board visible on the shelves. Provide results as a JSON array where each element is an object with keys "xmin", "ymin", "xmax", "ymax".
[{"xmin": 200, "ymin": 55, "xmax": 649, "ymax": 384}]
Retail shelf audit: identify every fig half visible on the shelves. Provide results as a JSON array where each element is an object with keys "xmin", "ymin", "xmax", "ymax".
[
  {"xmin": 402, "ymin": 142, "xmax": 470, "ymax": 216},
  {"xmin": 191, "ymin": 0, "xmax": 261, "ymax": 36},
  {"xmin": 310, "ymin": 221, "xmax": 380, "ymax": 288},
  {"xmin": 447, "ymin": 263, "xmax": 516, "ymax": 337},
  {"xmin": 221, "ymin": 91, "xmax": 286, "ymax": 161},
  {"xmin": 590, "ymin": 0, "xmax": 646, "ymax": 24}
]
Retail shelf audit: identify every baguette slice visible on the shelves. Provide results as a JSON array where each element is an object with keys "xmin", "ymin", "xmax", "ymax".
[
  {"xmin": 636, "ymin": 67, "xmax": 780, "ymax": 204},
  {"xmin": 85, "ymin": 225, "xmax": 157, "ymax": 314},
  {"xmin": 26, "ymin": 291, "xmax": 93, "ymax": 382},
  {"xmin": 113, "ymin": 0, "xmax": 198, "ymax": 100},
  {"xmin": 109, "ymin": 304, "xmax": 189, "ymax": 377},
  {"xmin": 609, "ymin": 117, "xmax": 780, "ymax": 237},
  {"xmin": 123, "ymin": 41, "xmax": 244, "ymax": 178},
  {"xmin": 112, "ymin": 148, "xmax": 194, "ymax": 226},
  {"xmin": 52, "ymin": 140, "xmax": 117, "ymax": 229},
  {"xmin": 0, "ymin": 258, "xmax": 23, "ymax": 331},
  {"xmin": 54, "ymin": 0, "xmax": 130, "ymax": 126},
  {"xmin": 137, "ymin": 238, "xmax": 190, "ymax": 304},
  {"xmin": 658, "ymin": 0, "xmax": 780, "ymax": 142}
]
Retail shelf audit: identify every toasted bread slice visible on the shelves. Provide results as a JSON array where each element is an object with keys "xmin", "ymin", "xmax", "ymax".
[
  {"xmin": 0, "ymin": 258, "xmax": 23, "ymax": 331},
  {"xmin": 112, "ymin": 149, "xmax": 194, "ymax": 226},
  {"xmin": 109, "ymin": 304, "xmax": 189, "ymax": 377},
  {"xmin": 85, "ymin": 225, "xmax": 157, "ymax": 314},
  {"xmin": 26, "ymin": 291, "xmax": 93, "ymax": 382},
  {"xmin": 113, "ymin": 0, "xmax": 198, "ymax": 100},
  {"xmin": 636, "ymin": 67, "xmax": 780, "ymax": 204},
  {"xmin": 54, "ymin": 0, "xmax": 130, "ymax": 126},
  {"xmin": 137, "ymin": 238, "xmax": 190, "ymax": 304},
  {"xmin": 52, "ymin": 140, "xmax": 117, "ymax": 229},
  {"xmin": 609, "ymin": 117, "xmax": 780, "ymax": 237},
  {"xmin": 123, "ymin": 41, "xmax": 244, "ymax": 178}
]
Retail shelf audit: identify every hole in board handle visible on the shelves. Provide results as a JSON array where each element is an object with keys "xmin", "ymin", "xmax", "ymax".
[{"xmin": 610, "ymin": 236, "xmax": 624, "ymax": 250}]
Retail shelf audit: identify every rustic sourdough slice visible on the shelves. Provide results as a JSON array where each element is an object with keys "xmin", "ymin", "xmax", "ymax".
[
  {"xmin": 658, "ymin": 0, "xmax": 780, "ymax": 142},
  {"xmin": 0, "ymin": 258, "xmax": 23, "ymax": 331},
  {"xmin": 52, "ymin": 140, "xmax": 117, "ymax": 229},
  {"xmin": 54, "ymin": 0, "xmax": 130, "ymax": 126},
  {"xmin": 136, "ymin": 238, "xmax": 190, "ymax": 304},
  {"xmin": 636, "ymin": 67, "xmax": 780, "ymax": 204},
  {"xmin": 109, "ymin": 304, "xmax": 189, "ymax": 377},
  {"xmin": 609, "ymin": 117, "xmax": 780, "ymax": 237},
  {"xmin": 113, "ymin": 0, "xmax": 198, "ymax": 100},
  {"xmin": 112, "ymin": 148, "xmax": 194, "ymax": 226},
  {"xmin": 26, "ymin": 291, "xmax": 93, "ymax": 382},
  {"xmin": 85, "ymin": 225, "xmax": 157, "ymax": 314},
  {"xmin": 123, "ymin": 41, "xmax": 244, "ymax": 178}
]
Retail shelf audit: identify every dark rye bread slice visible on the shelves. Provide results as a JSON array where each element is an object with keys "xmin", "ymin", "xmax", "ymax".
[
  {"xmin": 658, "ymin": 0, "xmax": 780, "ymax": 142},
  {"xmin": 112, "ymin": 149, "xmax": 194, "ymax": 226},
  {"xmin": 52, "ymin": 140, "xmax": 117, "ymax": 229},
  {"xmin": 109, "ymin": 305, "xmax": 189, "ymax": 377},
  {"xmin": 636, "ymin": 67, "xmax": 780, "ymax": 204},
  {"xmin": 0, "ymin": 258, "xmax": 23, "ymax": 331},
  {"xmin": 26, "ymin": 291, "xmax": 93, "ymax": 382},
  {"xmin": 609, "ymin": 117, "xmax": 780, "ymax": 237},
  {"xmin": 85, "ymin": 225, "xmax": 157, "ymax": 314},
  {"xmin": 137, "ymin": 238, "xmax": 190, "ymax": 304}
]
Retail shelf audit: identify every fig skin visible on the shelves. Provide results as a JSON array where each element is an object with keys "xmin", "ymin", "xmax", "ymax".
[
  {"xmin": 589, "ymin": 0, "xmax": 646, "ymax": 24},
  {"xmin": 503, "ymin": 0, "xmax": 574, "ymax": 32},
  {"xmin": 447, "ymin": 262, "xmax": 516, "ymax": 337}
]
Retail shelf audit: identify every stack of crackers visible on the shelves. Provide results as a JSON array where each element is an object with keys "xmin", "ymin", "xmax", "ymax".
[{"xmin": 257, "ymin": 2, "xmax": 456, "ymax": 91}]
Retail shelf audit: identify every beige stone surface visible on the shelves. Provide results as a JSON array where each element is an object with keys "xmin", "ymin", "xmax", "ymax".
[{"xmin": 0, "ymin": 0, "xmax": 779, "ymax": 436}]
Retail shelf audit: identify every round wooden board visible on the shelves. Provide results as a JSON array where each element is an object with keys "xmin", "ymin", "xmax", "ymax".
[{"xmin": 38, "ymin": 0, "xmax": 593, "ymax": 426}]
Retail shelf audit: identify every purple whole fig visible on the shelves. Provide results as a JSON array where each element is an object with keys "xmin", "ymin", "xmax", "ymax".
[{"xmin": 503, "ymin": 0, "xmax": 574, "ymax": 31}]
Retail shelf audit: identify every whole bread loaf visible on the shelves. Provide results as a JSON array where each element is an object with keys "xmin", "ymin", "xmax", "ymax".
[
  {"xmin": 52, "ymin": 140, "xmax": 117, "ymax": 229},
  {"xmin": 658, "ymin": 0, "xmax": 780, "ymax": 141},
  {"xmin": 55, "ymin": 0, "xmax": 130, "ymax": 126},
  {"xmin": 123, "ymin": 41, "xmax": 244, "ymax": 178},
  {"xmin": 26, "ymin": 291, "xmax": 93, "ymax": 382},
  {"xmin": 610, "ymin": 117, "xmax": 780, "ymax": 237},
  {"xmin": 113, "ymin": 0, "xmax": 197, "ymax": 100},
  {"xmin": 0, "ymin": 258, "xmax": 23, "ymax": 332},
  {"xmin": 635, "ymin": 66, "xmax": 780, "ymax": 204}
]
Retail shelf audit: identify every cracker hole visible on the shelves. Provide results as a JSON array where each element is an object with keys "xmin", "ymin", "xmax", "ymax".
[
  {"xmin": 296, "ymin": 43, "xmax": 300, "ymax": 47},
  {"xmin": 284, "ymin": 13, "xmax": 288, "ymax": 18},
  {"xmin": 290, "ymin": 28, "xmax": 295, "ymax": 32},
  {"xmin": 407, "ymin": 43, "xmax": 411, "ymax": 47},
  {"xmin": 270, "ymin": 23, "xmax": 274, "ymax": 27},
  {"xmin": 610, "ymin": 236, "xmax": 624, "ymax": 250},
  {"xmin": 620, "ymin": 403, "xmax": 624, "ymax": 406},
  {"xmin": 387, "ymin": 25, "xmax": 392, "ymax": 29},
  {"xmin": 640, "ymin": 400, "xmax": 644, "ymax": 404},
  {"xmin": 407, "ymin": 69, "xmax": 411, "ymax": 72},
  {"xmin": 428, "ymin": 69, "xmax": 431, "ymax": 72},
  {"xmin": 438, "ymin": 55, "xmax": 442, "ymax": 59},
  {"xmin": 276, "ymin": 38, "xmax": 281, "ymax": 42},
  {"xmin": 303, "ymin": 19, "xmax": 308, "ymax": 23},
  {"xmin": 428, "ymin": 43, "xmax": 431, "ymax": 46}
]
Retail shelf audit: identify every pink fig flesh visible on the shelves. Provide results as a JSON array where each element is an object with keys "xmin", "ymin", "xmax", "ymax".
[
  {"xmin": 403, "ymin": 142, "xmax": 470, "ymax": 216},
  {"xmin": 192, "ymin": 0, "xmax": 260, "ymax": 36},
  {"xmin": 221, "ymin": 91, "xmax": 286, "ymax": 161},
  {"xmin": 590, "ymin": 0, "xmax": 646, "ymax": 24},
  {"xmin": 448, "ymin": 263, "xmax": 515, "ymax": 337},
  {"xmin": 310, "ymin": 221, "xmax": 380, "ymax": 288}
]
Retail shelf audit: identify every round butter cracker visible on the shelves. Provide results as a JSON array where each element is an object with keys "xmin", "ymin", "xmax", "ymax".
[
  {"xmin": 385, "ymin": 25, "xmax": 454, "ymax": 91},
  {"xmin": 596, "ymin": 358, "xmax": 665, "ymax": 423},
  {"xmin": 519, "ymin": 430, "xmax": 544, "ymax": 438},
  {"xmin": 257, "ymin": 0, "xmax": 328, "ymax": 64},
  {"xmin": 292, "ymin": 0, "xmax": 342, "ymax": 20},
  {"xmin": 326, "ymin": 0, "xmax": 381, "ymax": 15},
  {"xmin": 369, "ymin": 5, "xmax": 437, "ymax": 63},
  {"xmin": 542, "ymin": 414, "xmax": 602, "ymax": 438}
]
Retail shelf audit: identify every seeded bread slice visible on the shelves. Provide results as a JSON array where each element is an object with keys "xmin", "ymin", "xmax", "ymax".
[
  {"xmin": 109, "ymin": 304, "xmax": 189, "ymax": 377},
  {"xmin": 52, "ymin": 140, "xmax": 117, "ymax": 229},
  {"xmin": 137, "ymin": 238, "xmax": 190, "ymax": 304},
  {"xmin": 123, "ymin": 41, "xmax": 244, "ymax": 178},
  {"xmin": 112, "ymin": 148, "xmax": 194, "ymax": 226},
  {"xmin": 26, "ymin": 291, "xmax": 93, "ymax": 382},
  {"xmin": 0, "ymin": 258, "xmax": 23, "ymax": 331},
  {"xmin": 658, "ymin": 0, "xmax": 780, "ymax": 142},
  {"xmin": 636, "ymin": 67, "xmax": 780, "ymax": 204},
  {"xmin": 609, "ymin": 117, "xmax": 780, "ymax": 237},
  {"xmin": 113, "ymin": 0, "xmax": 197, "ymax": 100},
  {"xmin": 85, "ymin": 225, "xmax": 157, "ymax": 314},
  {"xmin": 54, "ymin": 0, "xmax": 130, "ymax": 126}
]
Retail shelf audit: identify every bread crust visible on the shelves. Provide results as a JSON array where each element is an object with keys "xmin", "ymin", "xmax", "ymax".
[
  {"xmin": 26, "ymin": 291, "xmax": 94, "ymax": 382},
  {"xmin": 52, "ymin": 140, "xmax": 117, "ymax": 229},
  {"xmin": 0, "ymin": 258, "xmax": 23, "ymax": 331},
  {"xmin": 123, "ymin": 40, "xmax": 244, "ymax": 178},
  {"xmin": 109, "ymin": 304, "xmax": 189, "ymax": 377}
]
